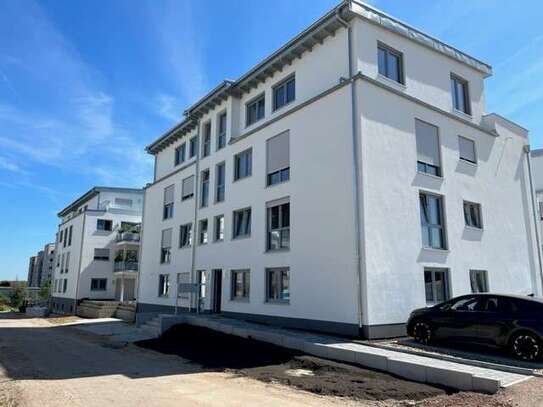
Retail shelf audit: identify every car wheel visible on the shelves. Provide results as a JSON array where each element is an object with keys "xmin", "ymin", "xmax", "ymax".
[
  {"xmin": 412, "ymin": 321, "xmax": 432, "ymax": 345},
  {"xmin": 510, "ymin": 332, "xmax": 542, "ymax": 361}
]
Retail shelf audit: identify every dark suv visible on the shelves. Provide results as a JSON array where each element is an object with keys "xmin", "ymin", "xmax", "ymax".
[{"xmin": 406, "ymin": 294, "xmax": 543, "ymax": 361}]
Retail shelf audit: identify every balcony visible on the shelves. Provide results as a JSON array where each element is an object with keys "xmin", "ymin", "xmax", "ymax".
[
  {"xmin": 114, "ymin": 261, "xmax": 139, "ymax": 272},
  {"xmin": 116, "ymin": 231, "xmax": 140, "ymax": 244}
]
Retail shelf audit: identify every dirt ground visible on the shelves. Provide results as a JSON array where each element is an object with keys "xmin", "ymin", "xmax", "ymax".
[{"xmin": 0, "ymin": 313, "xmax": 542, "ymax": 407}]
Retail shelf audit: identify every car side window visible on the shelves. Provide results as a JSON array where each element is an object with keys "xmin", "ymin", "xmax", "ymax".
[
  {"xmin": 449, "ymin": 297, "xmax": 478, "ymax": 311},
  {"xmin": 477, "ymin": 296, "xmax": 511, "ymax": 313}
]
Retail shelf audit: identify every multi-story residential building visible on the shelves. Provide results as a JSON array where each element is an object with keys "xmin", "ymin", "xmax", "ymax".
[
  {"xmin": 27, "ymin": 254, "xmax": 40, "ymax": 287},
  {"xmin": 50, "ymin": 187, "xmax": 143, "ymax": 314},
  {"xmin": 27, "ymin": 244, "xmax": 55, "ymax": 288},
  {"xmin": 137, "ymin": 0, "xmax": 542, "ymax": 338}
]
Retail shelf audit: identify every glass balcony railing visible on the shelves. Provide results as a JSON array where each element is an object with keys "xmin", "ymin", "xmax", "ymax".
[
  {"xmin": 114, "ymin": 261, "xmax": 139, "ymax": 272},
  {"xmin": 116, "ymin": 232, "xmax": 140, "ymax": 243}
]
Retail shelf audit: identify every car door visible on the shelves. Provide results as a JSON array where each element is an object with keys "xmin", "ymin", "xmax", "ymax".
[
  {"xmin": 432, "ymin": 296, "xmax": 480, "ymax": 342},
  {"xmin": 472, "ymin": 296, "xmax": 513, "ymax": 347}
]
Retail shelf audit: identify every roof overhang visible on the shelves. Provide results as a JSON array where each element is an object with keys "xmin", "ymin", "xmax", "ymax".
[{"xmin": 57, "ymin": 187, "xmax": 143, "ymax": 217}]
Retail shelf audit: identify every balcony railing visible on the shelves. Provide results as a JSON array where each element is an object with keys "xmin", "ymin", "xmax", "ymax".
[
  {"xmin": 114, "ymin": 261, "xmax": 139, "ymax": 272},
  {"xmin": 116, "ymin": 232, "xmax": 140, "ymax": 243}
]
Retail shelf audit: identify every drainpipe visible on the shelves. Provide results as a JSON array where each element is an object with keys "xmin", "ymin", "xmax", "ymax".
[
  {"xmin": 73, "ymin": 213, "xmax": 87, "ymax": 316},
  {"xmin": 336, "ymin": 2, "xmax": 365, "ymax": 332},
  {"xmin": 525, "ymin": 146, "xmax": 543, "ymax": 295},
  {"xmin": 134, "ymin": 188, "xmax": 146, "ymax": 317}
]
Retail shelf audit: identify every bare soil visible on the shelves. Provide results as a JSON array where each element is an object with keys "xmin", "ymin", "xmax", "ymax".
[{"xmin": 137, "ymin": 324, "xmax": 447, "ymax": 402}]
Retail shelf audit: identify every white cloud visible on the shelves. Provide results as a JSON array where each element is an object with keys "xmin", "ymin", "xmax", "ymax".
[
  {"xmin": 0, "ymin": 156, "xmax": 27, "ymax": 174},
  {"xmin": 155, "ymin": 93, "xmax": 183, "ymax": 122}
]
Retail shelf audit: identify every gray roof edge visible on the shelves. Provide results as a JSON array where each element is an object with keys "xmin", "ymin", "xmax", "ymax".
[
  {"xmin": 531, "ymin": 148, "xmax": 543, "ymax": 157},
  {"xmin": 57, "ymin": 186, "xmax": 144, "ymax": 217},
  {"xmin": 350, "ymin": 0, "xmax": 492, "ymax": 76}
]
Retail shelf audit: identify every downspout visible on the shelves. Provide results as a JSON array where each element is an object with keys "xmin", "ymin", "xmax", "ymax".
[
  {"xmin": 336, "ymin": 2, "xmax": 365, "ymax": 332},
  {"xmin": 135, "ymin": 188, "xmax": 147, "ymax": 315},
  {"xmin": 73, "ymin": 213, "xmax": 87, "ymax": 316},
  {"xmin": 525, "ymin": 146, "xmax": 543, "ymax": 295}
]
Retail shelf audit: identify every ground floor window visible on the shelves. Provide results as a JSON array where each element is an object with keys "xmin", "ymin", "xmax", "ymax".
[
  {"xmin": 424, "ymin": 268, "xmax": 449, "ymax": 305},
  {"xmin": 231, "ymin": 269, "xmax": 250, "ymax": 300},
  {"xmin": 90, "ymin": 278, "xmax": 107, "ymax": 291},
  {"xmin": 177, "ymin": 272, "xmax": 190, "ymax": 300},
  {"xmin": 266, "ymin": 267, "xmax": 290, "ymax": 303},
  {"xmin": 198, "ymin": 270, "xmax": 207, "ymax": 299},
  {"xmin": 470, "ymin": 269, "xmax": 488, "ymax": 293},
  {"xmin": 158, "ymin": 274, "xmax": 170, "ymax": 297}
]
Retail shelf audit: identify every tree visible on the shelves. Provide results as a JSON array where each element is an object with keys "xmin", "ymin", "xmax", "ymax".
[
  {"xmin": 9, "ymin": 284, "xmax": 26, "ymax": 310},
  {"xmin": 39, "ymin": 280, "xmax": 51, "ymax": 303}
]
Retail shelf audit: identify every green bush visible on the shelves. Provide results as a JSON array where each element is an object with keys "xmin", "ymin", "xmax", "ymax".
[
  {"xmin": 0, "ymin": 293, "xmax": 10, "ymax": 311},
  {"xmin": 9, "ymin": 285, "xmax": 26, "ymax": 310}
]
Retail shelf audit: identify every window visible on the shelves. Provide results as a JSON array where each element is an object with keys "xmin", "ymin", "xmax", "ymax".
[
  {"xmin": 177, "ymin": 272, "xmax": 190, "ymax": 300},
  {"xmin": 64, "ymin": 252, "xmax": 70, "ymax": 273},
  {"xmin": 217, "ymin": 112, "xmax": 227, "ymax": 150},
  {"xmin": 198, "ymin": 270, "xmax": 207, "ymax": 299},
  {"xmin": 233, "ymin": 208, "xmax": 251, "ymax": 239},
  {"xmin": 182, "ymin": 175, "xmax": 195, "ymax": 200},
  {"xmin": 214, "ymin": 215, "xmax": 224, "ymax": 242},
  {"xmin": 458, "ymin": 136, "xmax": 476, "ymax": 164},
  {"xmin": 115, "ymin": 198, "xmax": 133, "ymax": 207},
  {"xmin": 97, "ymin": 219, "xmax": 113, "ymax": 231},
  {"xmin": 470, "ymin": 270, "xmax": 489, "ymax": 293},
  {"xmin": 60, "ymin": 253, "xmax": 65, "ymax": 273},
  {"xmin": 246, "ymin": 94, "xmax": 265, "ymax": 126},
  {"xmin": 90, "ymin": 278, "xmax": 107, "ymax": 291},
  {"xmin": 231, "ymin": 269, "xmax": 250, "ymax": 300},
  {"xmin": 68, "ymin": 226, "xmax": 73, "ymax": 246},
  {"xmin": 160, "ymin": 229, "xmax": 172, "ymax": 264},
  {"xmin": 378, "ymin": 44, "xmax": 404, "ymax": 84},
  {"xmin": 463, "ymin": 201, "xmax": 482, "ymax": 229},
  {"xmin": 266, "ymin": 131, "xmax": 290, "ymax": 186},
  {"xmin": 273, "ymin": 76, "xmax": 295, "ymax": 111},
  {"xmin": 62, "ymin": 279, "xmax": 67, "ymax": 293},
  {"xmin": 199, "ymin": 219, "xmax": 208, "ymax": 245},
  {"xmin": 163, "ymin": 185, "xmax": 174, "ymax": 220},
  {"xmin": 179, "ymin": 223, "xmax": 192, "ymax": 248},
  {"xmin": 202, "ymin": 122, "xmax": 211, "ymax": 158},
  {"xmin": 63, "ymin": 229, "xmax": 67, "ymax": 248},
  {"xmin": 420, "ymin": 193, "xmax": 446, "ymax": 250},
  {"xmin": 94, "ymin": 248, "xmax": 110, "ymax": 261},
  {"xmin": 266, "ymin": 267, "xmax": 290, "ymax": 303},
  {"xmin": 189, "ymin": 136, "xmax": 197, "ymax": 158},
  {"xmin": 267, "ymin": 199, "xmax": 290, "ymax": 251},
  {"xmin": 200, "ymin": 169, "xmax": 209, "ymax": 208},
  {"xmin": 451, "ymin": 74, "xmax": 470, "ymax": 115},
  {"xmin": 415, "ymin": 119, "xmax": 441, "ymax": 176},
  {"xmin": 158, "ymin": 274, "xmax": 170, "ymax": 297},
  {"xmin": 424, "ymin": 268, "xmax": 449, "ymax": 304},
  {"xmin": 234, "ymin": 148, "xmax": 252, "ymax": 180},
  {"xmin": 175, "ymin": 143, "xmax": 186, "ymax": 166},
  {"xmin": 59, "ymin": 229, "xmax": 63, "ymax": 246},
  {"xmin": 215, "ymin": 162, "xmax": 225, "ymax": 202}
]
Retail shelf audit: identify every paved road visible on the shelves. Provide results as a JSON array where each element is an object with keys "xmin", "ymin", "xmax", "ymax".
[{"xmin": 0, "ymin": 314, "xmax": 362, "ymax": 407}]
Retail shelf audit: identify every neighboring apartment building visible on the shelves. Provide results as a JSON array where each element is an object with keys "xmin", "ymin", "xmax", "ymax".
[
  {"xmin": 137, "ymin": 0, "xmax": 542, "ymax": 338},
  {"xmin": 27, "ymin": 255, "xmax": 40, "ymax": 287},
  {"xmin": 50, "ymin": 187, "xmax": 143, "ymax": 314}
]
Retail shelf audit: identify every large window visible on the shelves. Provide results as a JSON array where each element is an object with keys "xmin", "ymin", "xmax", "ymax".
[
  {"xmin": 246, "ymin": 94, "xmax": 265, "ymax": 126},
  {"xmin": 68, "ymin": 225, "xmax": 72, "ymax": 246},
  {"xmin": 175, "ymin": 143, "xmax": 186, "ymax": 166},
  {"xmin": 200, "ymin": 169, "xmax": 209, "ymax": 208},
  {"xmin": 189, "ymin": 136, "xmax": 198, "ymax": 158},
  {"xmin": 214, "ymin": 214, "xmax": 224, "ymax": 242},
  {"xmin": 64, "ymin": 252, "xmax": 70, "ymax": 273},
  {"xmin": 451, "ymin": 74, "xmax": 471, "ymax": 115},
  {"xmin": 463, "ymin": 201, "xmax": 482, "ymax": 229},
  {"xmin": 273, "ymin": 76, "xmax": 295, "ymax": 111},
  {"xmin": 415, "ymin": 119, "xmax": 441, "ymax": 176},
  {"xmin": 215, "ymin": 162, "xmax": 225, "ymax": 202},
  {"xmin": 470, "ymin": 270, "xmax": 489, "ymax": 293},
  {"xmin": 97, "ymin": 219, "xmax": 113, "ymax": 232},
  {"xmin": 163, "ymin": 184, "xmax": 174, "ymax": 220},
  {"xmin": 267, "ymin": 199, "xmax": 290, "ymax": 251},
  {"xmin": 179, "ymin": 223, "xmax": 192, "ymax": 248},
  {"xmin": 378, "ymin": 44, "xmax": 404, "ymax": 84},
  {"xmin": 158, "ymin": 274, "xmax": 169, "ymax": 297},
  {"xmin": 160, "ymin": 229, "xmax": 172, "ymax": 264},
  {"xmin": 231, "ymin": 269, "xmax": 250, "ymax": 300},
  {"xmin": 266, "ymin": 131, "xmax": 290, "ymax": 186},
  {"xmin": 217, "ymin": 112, "xmax": 227, "ymax": 150},
  {"xmin": 234, "ymin": 148, "xmax": 252, "ymax": 181},
  {"xmin": 198, "ymin": 270, "xmax": 207, "ymax": 299},
  {"xmin": 266, "ymin": 267, "xmax": 290, "ymax": 303},
  {"xmin": 182, "ymin": 175, "xmax": 195, "ymax": 200},
  {"xmin": 420, "ymin": 193, "xmax": 446, "ymax": 250},
  {"xmin": 91, "ymin": 278, "xmax": 107, "ymax": 291},
  {"xmin": 424, "ymin": 268, "xmax": 449, "ymax": 304},
  {"xmin": 458, "ymin": 136, "xmax": 476, "ymax": 164},
  {"xmin": 93, "ymin": 248, "xmax": 110, "ymax": 261},
  {"xmin": 198, "ymin": 219, "xmax": 208, "ymax": 245},
  {"xmin": 233, "ymin": 208, "xmax": 251, "ymax": 239},
  {"xmin": 202, "ymin": 122, "xmax": 211, "ymax": 158}
]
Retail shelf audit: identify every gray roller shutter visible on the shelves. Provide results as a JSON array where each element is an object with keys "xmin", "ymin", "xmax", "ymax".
[
  {"xmin": 266, "ymin": 131, "xmax": 290, "ymax": 174},
  {"xmin": 415, "ymin": 120, "xmax": 440, "ymax": 166},
  {"xmin": 161, "ymin": 228, "xmax": 172, "ymax": 248}
]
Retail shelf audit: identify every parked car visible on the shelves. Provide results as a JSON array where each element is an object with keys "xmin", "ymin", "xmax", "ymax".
[{"xmin": 406, "ymin": 294, "xmax": 543, "ymax": 361}]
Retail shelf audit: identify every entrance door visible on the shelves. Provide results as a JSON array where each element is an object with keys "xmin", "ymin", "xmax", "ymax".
[{"xmin": 211, "ymin": 269, "xmax": 222, "ymax": 313}]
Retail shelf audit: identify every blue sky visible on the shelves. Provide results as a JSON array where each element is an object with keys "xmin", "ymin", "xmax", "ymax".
[{"xmin": 0, "ymin": 0, "xmax": 542, "ymax": 281}]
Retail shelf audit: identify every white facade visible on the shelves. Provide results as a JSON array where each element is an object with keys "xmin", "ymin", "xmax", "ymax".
[
  {"xmin": 137, "ymin": 0, "xmax": 541, "ymax": 337},
  {"xmin": 50, "ymin": 187, "xmax": 143, "ymax": 314}
]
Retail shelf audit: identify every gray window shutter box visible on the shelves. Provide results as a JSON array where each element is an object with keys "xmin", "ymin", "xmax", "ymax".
[
  {"xmin": 164, "ymin": 185, "xmax": 174, "ymax": 204},
  {"xmin": 161, "ymin": 229, "xmax": 172, "ymax": 248},
  {"xmin": 267, "ymin": 131, "xmax": 290, "ymax": 173},
  {"xmin": 459, "ymin": 136, "xmax": 475, "ymax": 162},
  {"xmin": 183, "ymin": 175, "xmax": 195, "ymax": 196},
  {"xmin": 415, "ymin": 120, "xmax": 440, "ymax": 166}
]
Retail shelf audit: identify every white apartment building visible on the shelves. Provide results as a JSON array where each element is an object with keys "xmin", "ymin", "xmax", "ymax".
[
  {"xmin": 529, "ymin": 149, "xmax": 543, "ymax": 252},
  {"xmin": 137, "ymin": 0, "xmax": 542, "ymax": 338},
  {"xmin": 50, "ymin": 187, "xmax": 143, "ymax": 314}
]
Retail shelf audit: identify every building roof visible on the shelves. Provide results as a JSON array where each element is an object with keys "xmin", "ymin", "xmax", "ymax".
[
  {"xmin": 146, "ymin": 0, "xmax": 493, "ymax": 155},
  {"xmin": 57, "ymin": 186, "xmax": 143, "ymax": 217}
]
